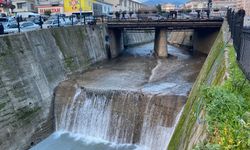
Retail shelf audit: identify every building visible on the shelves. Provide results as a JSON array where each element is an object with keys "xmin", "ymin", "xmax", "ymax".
[
  {"xmin": 161, "ymin": 3, "xmax": 176, "ymax": 11},
  {"xmin": 36, "ymin": 0, "xmax": 64, "ymax": 15},
  {"xmin": 93, "ymin": 0, "xmax": 112, "ymax": 15},
  {"xmin": 104, "ymin": 0, "xmax": 144, "ymax": 12},
  {"xmin": 12, "ymin": 0, "xmax": 36, "ymax": 12},
  {"xmin": 236, "ymin": 0, "xmax": 250, "ymax": 16},
  {"xmin": 35, "ymin": 0, "xmax": 112, "ymax": 16},
  {"xmin": 212, "ymin": 0, "xmax": 236, "ymax": 10},
  {"xmin": 0, "ymin": 0, "xmax": 14, "ymax": 15},
  {"xmin": 185, "ymin": 0, "xmax": 208, "ymax": 10},
  {"xmin": 63, "ymin": 0, "xmax": 94, "ymax": 15}
]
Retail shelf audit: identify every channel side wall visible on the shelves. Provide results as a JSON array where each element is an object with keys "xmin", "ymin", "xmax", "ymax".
[
  {"xmin": 168, "ymin": 21, "xmax": 230, "ymax": 149},
  {"xmin": 0, "ymin": 25, "xmax": 107, "ymax": 150},
  {"xmin": 0, "ymin": 25, "xmax": 153, "ymax": 150}
]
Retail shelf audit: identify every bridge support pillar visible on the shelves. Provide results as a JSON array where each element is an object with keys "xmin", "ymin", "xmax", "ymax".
[
  {"xmin": 154, "ymin": 28, "xmax": 168, "ymax": 58},
  {"xmin": 108, "ymin": 29, "xmax": 124, "ymax": 58}
]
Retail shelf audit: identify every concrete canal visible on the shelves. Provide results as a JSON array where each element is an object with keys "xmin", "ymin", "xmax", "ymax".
[{"xmin": 30, "ymin": 42, "xmax": 206, "ymax": 150}]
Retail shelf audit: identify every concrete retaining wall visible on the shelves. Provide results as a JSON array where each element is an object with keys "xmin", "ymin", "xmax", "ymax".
[
  {"xmin": 124, "ymin": 30, "xmax": 155, "ymax": 47},
  {"xmin": 168, "ymin": 31, "xmax": 193, "ymax": 48},
  {"xmin": 0, "ymin": 25, "xmax": 109, "ymax": 150},
  {"xmin": 0, "ymin": 25, "xmax": 156, "ymax": 150},
  {"xmin": 168, "ymin": 21, "xmax": 230, "ymax": 150}
]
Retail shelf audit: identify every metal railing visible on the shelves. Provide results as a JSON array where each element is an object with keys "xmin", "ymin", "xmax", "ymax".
[
  {"xmin": 0, "ymin": 10, "xmax": 224, "ymax": 35},
  {"xmin": 227, "ymin": 8, "xmax": 250, "ymax": 80}
]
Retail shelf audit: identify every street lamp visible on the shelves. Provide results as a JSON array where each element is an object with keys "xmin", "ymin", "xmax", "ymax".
[
  {"xmin": 208, "ymin": 0, "xmax": 212, "ymax": 10},
  {"xmin": 79, "ymin": 0, "xmax": 82, "ymax": 25},
  {"xmin": 207, "ymin": 0, "xmax": 212, "ymax": 18}
]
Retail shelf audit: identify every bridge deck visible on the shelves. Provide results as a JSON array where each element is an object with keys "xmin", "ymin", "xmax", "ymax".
[{"xmin": 107, "ymin": 18, "xmax": 224, "ymax": 29}]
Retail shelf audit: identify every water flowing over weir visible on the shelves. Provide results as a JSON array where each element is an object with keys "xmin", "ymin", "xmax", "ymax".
[
  {"xmin": 31, "ymin": 43, "xmax": 206, "ymax": 150},
  {"xmin": 54, "ymin": 87, "xmax": 186, "ymax": 150}
]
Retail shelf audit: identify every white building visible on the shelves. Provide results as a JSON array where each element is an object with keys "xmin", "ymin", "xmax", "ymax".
[
  {"xmin": 35, "ymin": 0, "xmax": 112, "ymax": 15},
  {"xmin": 162, "ymin": 3, "xmax": 176, "ymax": 11},
  {"xmin": 104, "ymin": 0, "xmax": 144, "ymax": 12},
  {"xmin": 36, "ymin": 0, "xmax": 63, "ymax": 15},
  {"xmin": 12, "ymin": 0, "xmax": 36, "ymax": 12},
  {"xmin": 93, "ymin": 0, "xmax": 113, "ymax": 15},
  {"xmin": 212, "ymin": 0, "xmax": 236, "ymax": 10},
  {"xmin": 185, "ymin": 0, "xmax": 208, "ymax": 9},
  {"xmin": 236, "ymin": 0, "xmax": 250, "ymax": 16}
]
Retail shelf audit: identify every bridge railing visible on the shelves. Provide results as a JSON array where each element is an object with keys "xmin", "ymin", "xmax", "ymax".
[{"xmin": 227, "ymin": 8, "xmax": 250, "ymax": 80}]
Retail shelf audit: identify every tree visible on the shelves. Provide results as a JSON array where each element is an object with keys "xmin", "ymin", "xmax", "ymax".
[{"xmin": 156, "ymin": 4, "xmax": 162, "ymax": 13}]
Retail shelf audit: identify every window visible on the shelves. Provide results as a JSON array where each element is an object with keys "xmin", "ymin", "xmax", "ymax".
[
  {"xmin": 31, "ymin": 4, "xmax": 34, "ymax": 10},
  {"xmin": 17, "ymin": 2, "xmax": 26, "ymax": 9}
]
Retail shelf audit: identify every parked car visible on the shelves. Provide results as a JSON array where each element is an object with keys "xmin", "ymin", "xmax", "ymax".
[
  {"xmin": 4, "ymin": 23, "xmax": 19, "ymax": 34},
  {"xmin": 43, "ymin": 19, "xmax": 66, "ymax": 28},
  {"xmin": 147, "ymin": 15, "xmax": 166, "ymax": 21},
  {"xmin": 20, "ymin": 21, "xmax": 40, "ymax": 32},
  {"xmin": 84, "ymin": 16, "xmax": 96, "ymax": 25},
  {"xmin": 0, "ymin": 17, "xmax": 9, "ymax": 27},
  {"xmin": 64, "ymin": 17, "xmax": 79, "ymax": 26},
  {"xmin": 16, "ymin": 12, "xmax": 40, "ymax": 19},
  {"xmin": 26, "ymin": 17, "xmax": 44, "ymax": 25}
]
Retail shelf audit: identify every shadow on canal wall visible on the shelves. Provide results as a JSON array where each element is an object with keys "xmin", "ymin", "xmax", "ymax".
[
  {"xmin": 124, "ymin": 30, "xmax": 155, "ymax": 47},
  {"xmin": 0, "ymin": 25, "xmax": 154, "ymax": 150},
  {"xmin": 168, "ymin": 29, "xmax": 220, "ymax": 55}
]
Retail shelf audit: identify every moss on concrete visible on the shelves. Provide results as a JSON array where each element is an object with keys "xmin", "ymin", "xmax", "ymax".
[
  {"xmin": 15, "ymin": 106, "xmax": 41, "ymax": 120},
  {"xmin": 0, "ymin": 103, "xmax": 6, "ymax": 110},
  {"xmin": 64, "ymin": 57, "xmax": 76, "ymax": 71},
  {"xmin": 2, "ymin": 36, "xmax": 12, "ymax": 50},
  {"xmin": 168, "ymin": 27, "xmax": 226, "ymax": 150}
]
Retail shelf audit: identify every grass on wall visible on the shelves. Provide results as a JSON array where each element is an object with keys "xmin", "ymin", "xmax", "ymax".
[
  {"xmin": 194, "ymin": 46, "xmax": 250, "ymax": 150},
  {"xmin": 168, "ymin": 30, "xmax": 225, "ymax": 150}
]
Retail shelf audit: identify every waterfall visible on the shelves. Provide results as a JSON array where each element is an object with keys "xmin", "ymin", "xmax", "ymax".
[{"xmin": 55, "ymin": 87, "xmax": 186, "ymax": 150}]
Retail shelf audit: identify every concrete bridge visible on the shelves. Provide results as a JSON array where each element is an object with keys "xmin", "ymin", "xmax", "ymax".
[{"xmin": 107, "ymin": 18, "xmax": 224, "ymax": 57}]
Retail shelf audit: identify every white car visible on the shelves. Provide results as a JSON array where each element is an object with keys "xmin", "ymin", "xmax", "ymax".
[
  {"xmin": 43, "ymin": 19, "xmax": 65, "ymax": 28},
  {"xmin": 20, "ymin": 21, "xmax": 40, "ymax": 32},
  {"xmin": 4, "ymin": 21, "xmax": 40, "ymax": 33},
  {"xmin": 4, "ymin": 23, "xmax": 19, "ymax": 33}
]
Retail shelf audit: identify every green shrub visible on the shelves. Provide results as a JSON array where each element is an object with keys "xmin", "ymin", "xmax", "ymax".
[{"xmin": 199, "ymin": 46, "xmax": 250, "ymax": 149}]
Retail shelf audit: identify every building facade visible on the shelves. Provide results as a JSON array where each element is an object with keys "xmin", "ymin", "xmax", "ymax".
[
  {"xmin": 161, "ymin": 3, "xmax": 176, "ymax": 11},
  {"xmin": 35, "ymin": 0, "xmax": 112, "ymax": 15},
  {"xmin": 0, "ymin": 0, "xmax": 14, "ymax": 15},
  {"xmin": 236, "ymin": 0, "xmax": 250, "ymax": 16},
  {"xmin": 104, "ymin": 0, "xmax": 143, "ymax": 12},
  {"xmin": 36, "ymin": 0, "xmax": 63, "ymax": 15},
  {"xmin": 212, "ymin": 0, "xmax": 236, "ymax": 10},
  {"xmin": 12, "ymin": 0, "xmax": 36, "ymax": 12},
  {"xmin": 185, "ymin": 0, "xmax": 208, "ymax": 10}
]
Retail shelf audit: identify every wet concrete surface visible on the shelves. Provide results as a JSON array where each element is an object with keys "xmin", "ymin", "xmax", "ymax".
[{"xmin": 69, "ymin": 42, "xmax": 206, "ymax": 96}]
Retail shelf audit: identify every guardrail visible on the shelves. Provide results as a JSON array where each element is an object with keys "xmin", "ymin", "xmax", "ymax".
[{"xmin": 227, "ymin": 8, "xmax": 250, "ymax": 80}]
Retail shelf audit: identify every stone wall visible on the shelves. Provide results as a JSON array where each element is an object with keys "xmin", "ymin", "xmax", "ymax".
[
  {"xmin": 168, "ymin": 21, "xmax": 230, "ymax": 149},
  {"xmin": 0, "ymin": 25, "xmax": 108, "ymax": 150}
]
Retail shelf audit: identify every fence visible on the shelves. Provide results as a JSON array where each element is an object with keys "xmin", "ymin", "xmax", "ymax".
[{"xmin": 227, "ymin": 9, "xmax": 250, "ymax": 80}]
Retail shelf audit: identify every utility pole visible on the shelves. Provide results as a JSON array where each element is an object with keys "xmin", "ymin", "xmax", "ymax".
[
  {"xmin": 208, "ymin": 0, "xmax": 212, "ymax": 10},
  {"xmin": 207, "ymin": 0, "xmax": 212, "ymax": 18},
  {"xmin": 79, "ymin": 0, "xmax": 82, "ymax": 25}
]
